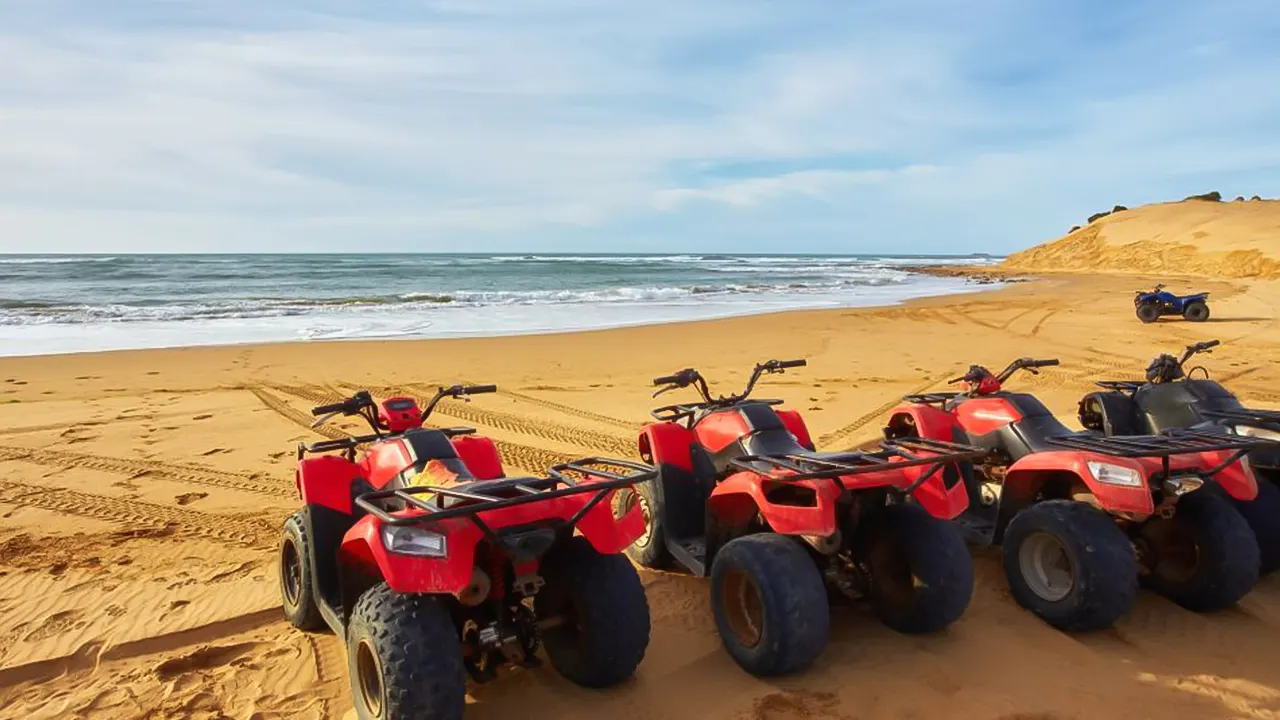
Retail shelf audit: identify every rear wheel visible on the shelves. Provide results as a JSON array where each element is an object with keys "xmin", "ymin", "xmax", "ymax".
[
  {"xmin": 1234, "ymin": 477, "xmax": 1280, "ymax": 575},
  {"xmin": 1139, "ymin": 488, "xmax": 1259, "ymax": 611},
  {"xmin": 1136, "ymin": 303, "xmax": 1161, "ymax": 323},
  {"xmin": 279, "ymin": 511, "xmax": 325, "ymax": 631},
  {"xmin": 862, "ymin": 503, "xmax": 974, "ymax": 633},
  {"xmin": 1183, "ymin": 301, "xmax": 1210, "ymax": 322},
  {"xmin": 615, "ymin": 479, "xmax": 670, "ymax": 569},
  {"xmin": 709, "ymin": 533, "xmax": 829, "ymax": 676},
  {"xmin": 1002, "ymin": 501, "xmax": 1138, "ymax": 631},
  {"xmin": 534, "ymin": 537, "xmax": 651, "ymax": 688},
  {"xmin": 347, "ymin": 584, "xmax": 465, "ymax": 720}
]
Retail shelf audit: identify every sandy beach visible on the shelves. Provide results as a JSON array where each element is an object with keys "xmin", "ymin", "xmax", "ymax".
[{"xmin": 3, "ymin": 261, "xmax": 1280, "ymax": 719}]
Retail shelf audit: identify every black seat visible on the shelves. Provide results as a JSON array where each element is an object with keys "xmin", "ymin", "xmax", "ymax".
[
  {"xmin": 968, "ymin": 394, "xmax": 1097, "ymax": 461},
  {"xmin": 702, "ymin": 403, "xmax": 809, "ymax": 475}
]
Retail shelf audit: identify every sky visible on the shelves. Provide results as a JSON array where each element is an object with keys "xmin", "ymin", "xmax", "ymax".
[{"xmin": 0, "ymin": 0, "xmax": 1278, "ymax": 255}]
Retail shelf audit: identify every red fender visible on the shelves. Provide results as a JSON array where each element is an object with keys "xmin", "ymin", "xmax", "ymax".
[
  {"xmin": 886, "ymin": 462, "xmax": 970, "ymax": 520},
  {"xmin": 297, "ymin": 455, "xmax": 363, "ymax": 513},
  {"xmin": 639, "ymin": 421, "xmax": 694, "ymax": 472},
  {"xmin": 708, "ymin": 472, "xmax": 843, "ymax": 536},
  {"xmin": 341, "ymin": 514, "xmax": 482, "ymax": 595},
  {"xmin": 340, "ymin": 485, "xmax": 644, "ymax": 595},
  {"xmin": 1205, "ymin": 451, "xmax": 1258, "ymax": 501},
  {"xmin": 1006, "ymin": 451, "xmax": 1154, "ymax": 516},
  {"xmin": 775, "ymin": 409, "xmax": 814, "ymax": 449},
  {"xmin": 451, "ymin": 435, "xmax": 505, "ymax": 480},
  {"xmin": 887, "ymin": 403, "xmax": 963, "ymax": 442},
  {"xmin": 1134, "ymin": 451, "xmax": 1257, "ymax": 501}
]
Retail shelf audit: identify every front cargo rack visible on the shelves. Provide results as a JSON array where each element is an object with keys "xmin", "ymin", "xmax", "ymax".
[
  {"xmin": 354, "ymin": 457, "xmax": 656, "ymax": 536},
  {"xmin": 1044, "ymin": 429, "xmax": 1273, "ymax": 480},
  {"xmin": 902, "ymin": 391, "xmax": 963, "ymax": 406},
  {"xmin": 728, "ymin": 437, "xmax": 988, "ymax": 492},
  {"xmin": 1043, "ymin": 429, "xmax": 1267, "ymax": 458},
  {"xmin": 1094, "ymin": 380, "xmax": 1146, "ymax": 393},
  {"xmin": 1201, "ymin": 407, "xmax": 1280, "ymax": 431}
]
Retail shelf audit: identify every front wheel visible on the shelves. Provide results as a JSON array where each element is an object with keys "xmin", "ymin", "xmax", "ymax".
[
  {"xmin": 1234, "ymin": 477, "xmax": 1280, "ymax": 575},
  {"xmin": 279, "ymin": 511, "xmax": 325, "ymax": 631},
  {"xmin": 1183, "ymin": 301, "xmax": 1210, "ymax": 322},
  {"xmin": 1139, "ymin": 488, "xmax": 1259, "ymax": 611},
  {"xmin": 1136, "ymin": 303, "xmax": 1161, "ymax": 323},
  {"xmin": 346, "ymin": 584, "xmax": 466, "ymax": 720},
  {"xmin": 709, "ymin": 533, "xmax": 829, "ymax": 677},
  {"xmin": 534, "ymin": 537, "xmax": 651, "ymax": 688},
  {"xmin": 615, "ymin": 479, "xmax": 670, "ymax": 569},
  {"xmin": 861, "ymin": 503, "xmax": 974, "ymax": 633},
  {"xmin": 1002, "ymin": 501, "xmax": 1138, "ymax": 631}
]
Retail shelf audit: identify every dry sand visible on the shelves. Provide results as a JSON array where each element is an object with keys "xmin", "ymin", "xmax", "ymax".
[
  {"xmin": 1005, "ymin": 197, "xmax": 1280, "ymax": 278},
  {"xmin": 3, "ymin": 270, "xmax": 1280, "ymax": 719}
]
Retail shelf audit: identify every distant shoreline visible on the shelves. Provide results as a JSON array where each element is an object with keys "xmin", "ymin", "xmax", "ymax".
[{"xmin": 0, "ymin": 253, "xmax": 1005, "ymax": 357}]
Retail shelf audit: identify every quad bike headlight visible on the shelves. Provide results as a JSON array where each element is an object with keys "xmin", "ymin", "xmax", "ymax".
[
  {"xmin": 382, "ymin": 526, "xmax": 448, "ymax": 558},
  {"xmin": 1086, "ymin": 461, "xmax": 1144, "ymax": 488},
  {"xmin": 1234, "ymin": 425, "xmax": 1280, "ymax": 443}
]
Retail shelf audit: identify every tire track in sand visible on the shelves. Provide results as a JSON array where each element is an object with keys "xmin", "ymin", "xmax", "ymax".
[
  {"xmin": 425, "ymin": 396, "xmax": 635, "ymax": 457},
  {"xmin": 249, "ymin": 387, "xmax": 348, "ymax": 441},
  {"xmin": 818, "ymin": 371, "xmax": 959, "ymax": 448},
  {"xmin": 0, "ymin": 608, "xmax": 281, "ymax": 689},
  {"xmin": 258, "ymin": 385, "xmax": 580, "ymax": 474},
  {"xmin": 0, "ymin": 480, "xmax": 276, "ymax": 548},
  {"xmin": 0, "ymin": 445, "xmax": 292, "ymax": 499},
  {"xmin": 475, "ymin": 384, "xmax": 639, "ymax": 432}
]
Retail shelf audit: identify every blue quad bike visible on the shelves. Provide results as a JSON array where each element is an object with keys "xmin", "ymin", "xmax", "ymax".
[{"xmin": 1134, "ymin": 284, "xmax": 1210, "ymax": 323}]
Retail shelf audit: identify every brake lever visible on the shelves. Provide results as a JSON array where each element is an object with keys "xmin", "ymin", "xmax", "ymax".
[
  {"xmin": 653, "ymin": 384, "xmax": 678, "ymax": 398},
  {"xmin": 310, "ymin": 410, "xmax": 340, "ymax": 429}
]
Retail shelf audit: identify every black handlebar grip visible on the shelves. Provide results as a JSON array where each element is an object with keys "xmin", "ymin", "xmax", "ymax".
[
  {"xmin": 463, "ymin": 384, "xmax": 497, "ymax": 394},
  {"xmin": 311, "ymin": 401, "xmax": 347, "ymax": 416},
  {"xmin": 777, "ymin": 359, "xmax": 807, "ymax": 369},
  {"xmin": 653, "ymin": 375, "xmax": 681, "ymax": 386},
  {"xmin": 1202, "ymin": 340, "xmax": 1221, "ymax": 349},
  {"xmin": 1034, "ymin": 359, "xmax": 1061, "ymax": 368}
]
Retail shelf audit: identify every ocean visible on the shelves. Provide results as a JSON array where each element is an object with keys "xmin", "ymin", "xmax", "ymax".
[{"xmin": 0, "ymin": 254, "xmax": 998, "ymax": 357}]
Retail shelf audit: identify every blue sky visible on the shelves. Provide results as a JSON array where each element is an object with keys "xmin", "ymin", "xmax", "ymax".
[{"xmin": 1, "ymin": 0, "xmax": 1277, "ymax": 254}]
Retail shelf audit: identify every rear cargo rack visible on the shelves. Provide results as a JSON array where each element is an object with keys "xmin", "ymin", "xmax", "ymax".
[
  {"xmin": 1201, "ymin": 408, "xmax": 1280, "ymax": 431},
  {"xmin": 1094, "ymin": 380, "xmax": 1145, "ymax": 393},
  {"xmin": 727, "ymin": 438, "xmax": 988, "ymax": 493},
  {"xmin": 902, "ymin": 391, "xmax": 963, "ymax": 406},
  {"xmin": 354, "ymin": 458, "xmax": 657, "ymax": 540}
]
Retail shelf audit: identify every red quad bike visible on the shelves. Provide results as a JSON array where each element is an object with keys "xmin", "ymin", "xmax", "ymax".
[
  {"xmin": 1077, "ymin": 339, "xmax": 1280, "ymax": 574},
  {"xmin": 621, "ymin": 359, "xmax": 987, "ymax": 677},
  {"xmin": 885, "ymin": 357, "xmax": 1267, "ymax": 632},
  {"xmin": 279, "ymin": 384, "xmax": 657, "ymax": 720}
]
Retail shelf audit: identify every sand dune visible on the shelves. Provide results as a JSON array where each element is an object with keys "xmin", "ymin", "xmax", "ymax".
[
  {"xmin": 1005, "ymin": 198, "xmax": 1280, "ymax": 278},
  {"xmin": 3, "ymin": 272, "xmax": 1280, "ymax": 719}
]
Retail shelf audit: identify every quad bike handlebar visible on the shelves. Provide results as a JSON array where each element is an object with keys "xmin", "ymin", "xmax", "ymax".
[
  {"xmin": 948, "ymin": 357, "xmax": 1059, "ymax": 388},
  {"xmin": 649, "ymin": 359, "xmax": 805, "ymax": 423},
  {"xmin": 309, "ymin": 383, "xmax": 498, "ymax": 435},
  {"xmin": 1145, "ymin": 339, "xmax": 1222, "ymax": 384}
]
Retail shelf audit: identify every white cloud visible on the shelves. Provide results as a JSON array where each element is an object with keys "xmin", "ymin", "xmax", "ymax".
[{"xmin": 0, "ymin": 1, "xmax": 1277, "ymax": 253}]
